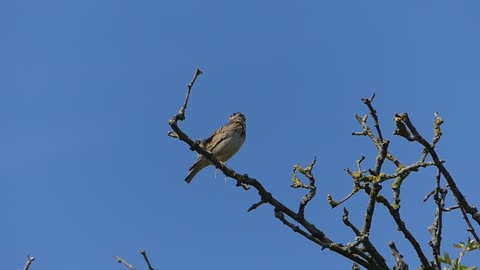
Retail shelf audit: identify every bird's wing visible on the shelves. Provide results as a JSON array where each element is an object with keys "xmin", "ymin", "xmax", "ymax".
[{"xmin": 202, "ymin": 124, "xmax": 230, "ymax": 152}]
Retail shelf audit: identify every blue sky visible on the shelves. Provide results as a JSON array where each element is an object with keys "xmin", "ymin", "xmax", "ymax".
[{"xmin": 2, "ymin": 1, "xmax": 480, "ymax": 269}]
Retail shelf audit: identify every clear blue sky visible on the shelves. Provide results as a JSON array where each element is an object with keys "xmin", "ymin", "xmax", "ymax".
[{"xmin": 2, "ymin": 1, "xmax": 480, "ymax": 269}]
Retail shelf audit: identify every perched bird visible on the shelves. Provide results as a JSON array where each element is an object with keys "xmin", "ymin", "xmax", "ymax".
[{"xmin": 185, "ymin": 112, "xmax": 247, "ymax": 183}]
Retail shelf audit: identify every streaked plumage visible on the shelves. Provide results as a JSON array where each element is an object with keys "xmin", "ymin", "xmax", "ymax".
[{"xmin": 185, "ymin": 112, "xmax": 246, "ymax": 183}]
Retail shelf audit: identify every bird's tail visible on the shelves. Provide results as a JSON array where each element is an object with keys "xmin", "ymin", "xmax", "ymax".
[{"xmin": 185, "ymin": 159, "xmax": 209, "ymax": 184}]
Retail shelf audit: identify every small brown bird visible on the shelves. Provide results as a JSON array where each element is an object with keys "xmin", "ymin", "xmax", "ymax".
[{"xmin": 185, "ymin": 112, "xmax": 247, "ymax": 183}]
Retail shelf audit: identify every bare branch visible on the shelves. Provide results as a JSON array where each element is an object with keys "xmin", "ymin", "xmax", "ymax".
[
  {"xmin": 329, "ymin": 188, "xmax": 358, "ymax": 208},
  {"xmin": 343, "ymin": 207, "xmax": 361, "ymax": 236},
  {"xmin": 372, "ymin": 140, "xmax": 389, "ymax": 176},
  {"xmin": 358, "ymin": 185, "xmax": 390, "ymax": 270},
  {"xmin": 399, "ymin": 113, "xmax": 480, "ymax": 225},
  {"xmin": 274, "ymin": 209, "xmax": 325, "ymax": 247},
  {"xmin": 247, "ymin": 198, "xmax": 267, "ymax": 212},
  {"xmin": 428, "ymin": 169, "xmax": 445, "ymax": 269},
  {"xmin": 274, "ymin": 209, "xmax": 371, "ymax": 267},
  {"xmin": 423, "ymin": 189, "xmax": 436, "ymax": 203},
  {"xmin": 361, "ymin": 184, "xmax": 380, "ymax": 235},
  {"xmin": 328, "ymin": 157, "xmax": 365, "ymax": 208},
  {"xmin": 114, "ymin": 256, "xmax": 136, "ymax": 270},
  {"xmin": 140, "ymin": 249, "xmax": 155, "ymax": 270},
  {"xmin": 459, "ymin": 203, "xmax": 480, "ymax": 242},
  {"xmin": 389, "ymin": 241, "xmax": 409, "ymax": 270},
  {"xmin": 393, "ymin": 113, "xmax": 414, "ymax": 141},
  {"xmin": 443, "ymin": 205, "xmax": 460, "ymax": 212},
  {"xmin": 23, "ymin": 256, "xmax": 35, "ymax": 270},
  {"xmin": 377, "ymin": 195, "xmax": 432, "ymax": 269},
  {"xmin": 353, "ymin": 114, "xmax": 375, "ymax": 139},
  {"xmin": 291, "ymin": 158, "xmax": 317, "ymax": 218},
  {"xmin": 177, "ymin": 68, "xmax": 202, "ymax": 121},
  {"xmin": 354, "ymin": 108, "xmax": 403, "ymax": 169},
  {"xmin": 336, "ymin": 158, "xmax": 435, "ymax": 209},
  {"xmin": 361, "ymin": 93, "xmax": 384, "ymax": 141}
]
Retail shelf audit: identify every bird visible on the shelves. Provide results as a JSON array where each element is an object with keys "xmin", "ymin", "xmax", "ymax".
[{"xmin": 185, "ymin": 112, "xmax": 247, "ymax": 183}]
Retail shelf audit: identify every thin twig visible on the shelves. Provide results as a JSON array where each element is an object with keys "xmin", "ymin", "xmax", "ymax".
[
  {"xmin": 329, "ymin": 157, "xmax": 364, "ymax": 207},
  {"xmin": 389, "ymin": 241, "xmax": 409, "ymax": 270},
  {"xmin": 140, "ymin": 249, "xmax": 155, "ymax": 270},
  {"xmin": 274, "ymin": 209, "xmax": 325, "ymax": 247},
  {"xmin": 377, "ymin": 195, "xmax": 432, "ymax": 269},
  {"xmin": 292, "ymin": 158, "xmax": 317, "ymax": 218},
  {"xmin": 114, "ymin": 256, "xmax": 136, "ymax": 270},
  {"xmin": 247, "ymin": 198, "xmax": 267, "ymax": 212},
  {"xmin": 443, "ymin": 205, "xmax": 460, "ymax": 212},
  {"xmin": 428, "ymin": 168, "xmax": 445, "ymax": 269},
  {"xmin": 330, "ymin": 188, "xmax": 358, "ymax": 208},
  {"xmin": 354, "ymin": 112, "xmax": 403, "ymax": 168},
  {"xmin": 459, "ymin": 204, "xmax": 480, "ymax": 242},
  {"xmin": 343, "ymin": 208, "xmax": 361, "ymax": 236},
  {"xmin": 177, "ymin": 68, "xmax": 202, "ymax": 121},
  {"xmin": 23, "ymin": 256, "xmax": 35, "ymax": 270},
  {"xmin": 357, "ymin": 156, "xmax": 366, "ymax": 171},
  {"xmin": 399, "ymin": 113, "xmax": 480, "ymax": 225},
  {"xmin": 361, "ymin": 93, "xmax": 384, "ymax": 141},
  {"xmin": 424, "ymin": 189, "xmax": 436, "ymax": 203},
  {"xmin": 274, "ymin": 208, "xmax": 371, "ymax": 266}
]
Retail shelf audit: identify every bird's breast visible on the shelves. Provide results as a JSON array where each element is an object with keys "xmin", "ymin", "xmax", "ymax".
[{"xmin": 213, "ymin": 132, "xmax": 245, "ymax": 162}]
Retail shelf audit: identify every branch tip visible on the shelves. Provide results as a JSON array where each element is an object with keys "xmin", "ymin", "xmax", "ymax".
[{"xmin": 140, "ymin": 249, "xmax": 155, "ymax": 270}]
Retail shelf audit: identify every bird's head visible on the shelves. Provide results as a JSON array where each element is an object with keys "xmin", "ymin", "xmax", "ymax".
[{"xmin": 230, "ymin": 112, "xmax": 246, "ymax": 124}]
